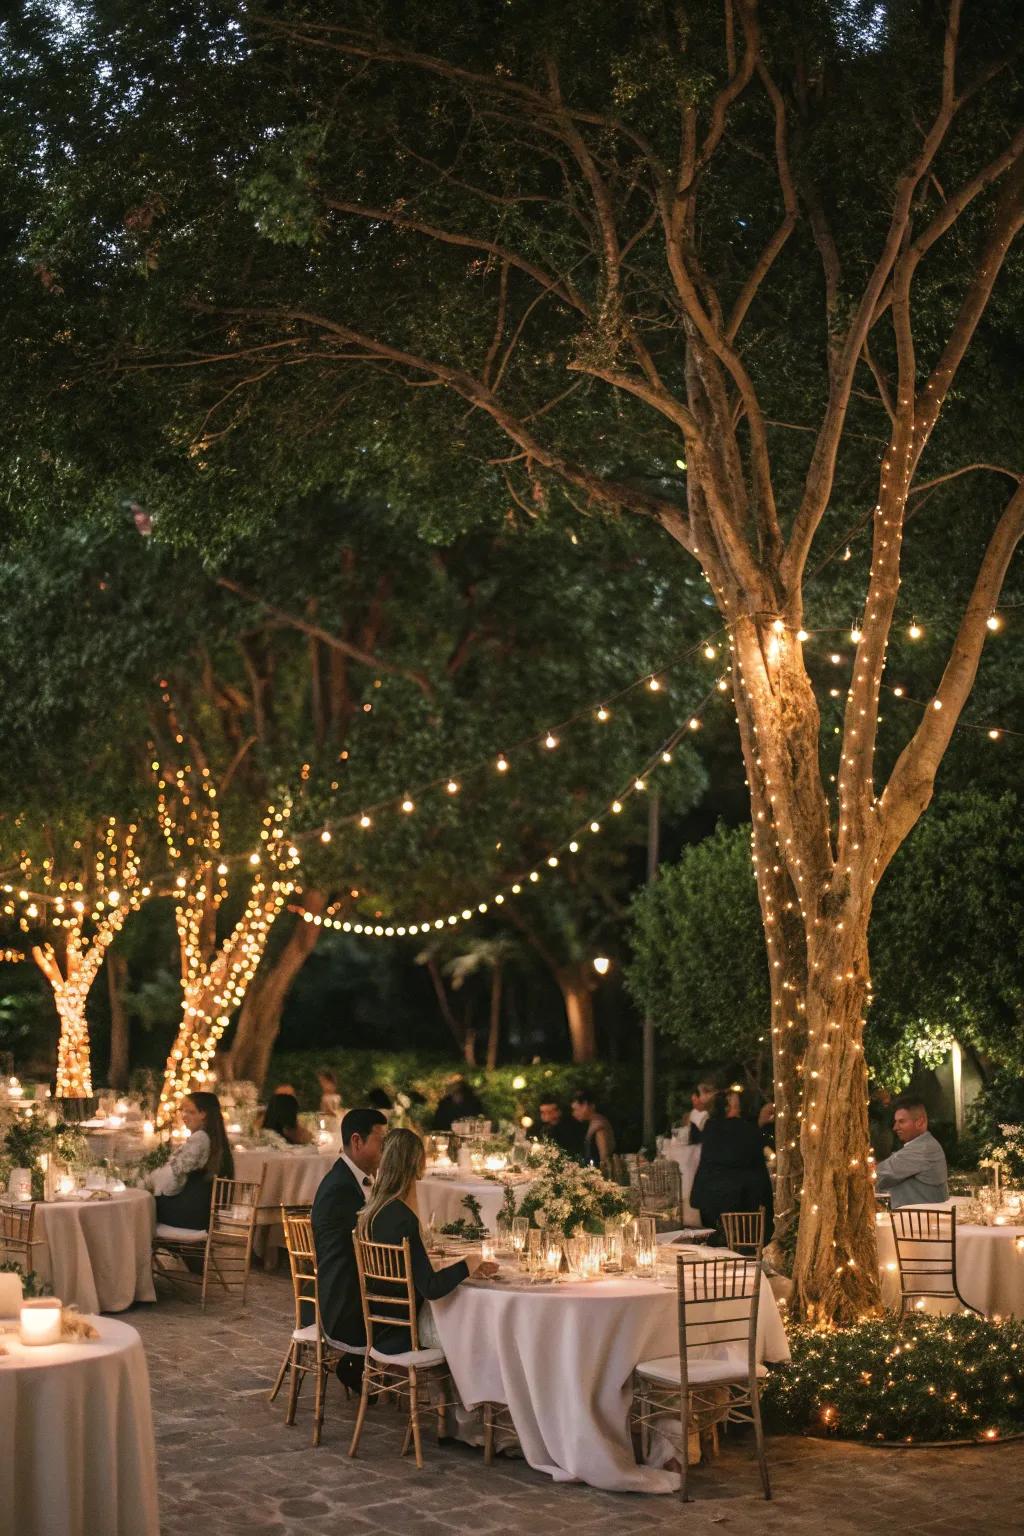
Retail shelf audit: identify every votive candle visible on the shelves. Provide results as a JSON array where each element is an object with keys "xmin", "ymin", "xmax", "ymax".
[{"xmin": 20, "ymin": 1298, "xmax": 62, "ymax": 1346}]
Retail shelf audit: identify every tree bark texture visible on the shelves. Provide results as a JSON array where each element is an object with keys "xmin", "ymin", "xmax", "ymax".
[
  {"xmin": 228, "ymin": 890, "xmax": 325, "ymax": 1088},
  {"xmin": 106, "ymin": 949, "xmax": 130, "ymax": 1090},
  {"xmin": 485, "ymin": 961, "xmax": 503, "ymax": 1071},
  {"xmin": 557, "ymin": 966, "xmax": 596, "ymax": 1064}
]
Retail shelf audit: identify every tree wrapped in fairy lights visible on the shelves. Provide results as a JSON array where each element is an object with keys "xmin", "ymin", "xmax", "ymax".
[
  {"xmin": 3, "ymin": 820, "xmax": 146, "ymax": 1099},
  {"xmin": 154, "ymin": 758, "xmax": 299, "ymax": 1125}
]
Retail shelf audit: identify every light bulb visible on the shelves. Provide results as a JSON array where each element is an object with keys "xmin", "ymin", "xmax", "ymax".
[
  {"xmin": 446, "ymin": 780, "xmax": 460, "ymax": 795},
  {"xmin": 611, "ymin": 800, "xmax": 623, "ymax": 813},
  {"xmin": 850, "ymin": 625, "xmax": 862, "ymax": 643},
  {"xmin": 703, "ymin": 643, "xmax": 716, "ymax": 659},
  {"xmin": 401, "ymin": 798, "xmax": 415, "ymax": 814},
  {"xmin": 496, "ymin": 755, "xmax": 509, "ymax": 773},
  {"xmin": 987, "ymin": 614, "xmax": 1001, "ymax": 631},
  {"xmin": 320, "ymin": 829, "xmax": 332, "ymax": 843},
  {"xmin": 359, "ymin": 814, "xmax": 372, "ymax": 829},
  {"xmin": 596, "ymin": 707, "xmax": 610, "ymax": 722},
  {"xmin": 688, "ymin": 717, "xmax": 701, "ymax": 730},
  {"xmin": 909, "ymin": 621, "xmax": 922, "ymax": 640},
  {"xmin": 988, "ymin": 729, "xmax": 1001, "ymax": 740},
  {"xmin": 772, "ymin": 619, "xmax": 785, "ymax": 635},
  {"xmin": 797, "ymin": 629, "xmax": 809, "ymax": 643},
  {"xmin": 544, "ymin": 732, "xmax": 558, "ymax": 750},
  {"xmin": 593, "ymin": 956, "xmax": 611, "ymax": 976},
  {"xmin": 634, "ymin": 778, "xmax": 646, "ymax": 791},
  {"xmin": 647, "ymin": 677, "xmax": 661, "ymax": 692}
]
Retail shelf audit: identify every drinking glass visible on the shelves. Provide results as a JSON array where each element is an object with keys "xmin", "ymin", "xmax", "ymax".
[
  {"xmin": 511, "ymin": 1216, "xmax": 529, "ymax": 1261},
  {"xmin": 633, "ymin": 1215, "xmax": 657, "ymax": 1277},
  {"xmin": 603, "ymin": 1221, "xmax": 623, "ymax": 1270},
  {"xmin": 544, "ymin": 1236, "xmax": 563, "ymax": 1277}
]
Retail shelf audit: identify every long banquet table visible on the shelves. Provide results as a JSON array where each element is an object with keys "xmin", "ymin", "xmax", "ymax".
[
  {"xmin": 428, "ymin": 1249, "xmax": 788, "ymax": 1494},
  {"xmin": 877, "ymin": 1217, "xmax": 1024, "ymax": 1317},
  {"xmin": 29, "ymin": 1189, "xmax": 156, "ymax": 1314},
  {"xmin": 0, "ymin": 1315, "xmax": 160, "ymax": 1536}
]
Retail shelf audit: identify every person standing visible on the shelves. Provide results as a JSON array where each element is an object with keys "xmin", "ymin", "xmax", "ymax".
[
  {"xmin": 311, "ymin": 1107, "xmax": 388, "ymax": 1386},
  {"xmin": 570, "ymin": 1089, "xmax": 616, "ymax": 1167},
  {"xmin": 685, "ymin": 1081, "xmax": 719, "ymax": 1144},
  {"xmin": 874, "ymin": 1098, "xmax": 949, "ymax": 1209},
  {"xmin": 690, "ymin": 1088, "xmax": 774, "ymax": 1244}
]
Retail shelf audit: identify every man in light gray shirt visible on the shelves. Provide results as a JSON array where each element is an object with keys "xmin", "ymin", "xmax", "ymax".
[{"xmin": 874, "ymin": 1097, "xmax": 949, "ymax": 1209}]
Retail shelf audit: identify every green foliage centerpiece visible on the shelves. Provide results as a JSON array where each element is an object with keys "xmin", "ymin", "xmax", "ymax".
[{"xmin": 519, "ymin": 1144, "xmax": 631, "ymax": 1235}]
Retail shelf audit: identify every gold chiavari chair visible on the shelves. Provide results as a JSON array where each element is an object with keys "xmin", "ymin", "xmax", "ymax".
[
  {"xmin": 638, "ymin": 1160, "xmax": 684, "ymax": 1228},
  {"xmin": 721, "ymin": 1208, "xmax": 766, "ymax": 1257},
  {"xmin": 632, "ymin": 1255, "xmax": 771, "ymax": 1502},
  {"xmin": 152, "ymin": 1173, "xmax": 264, "ymax": 1309},
  {"xmin": 0, "ymin": 1202, "xmax": 37, "ymax": 1272},
  {"xmin": 349, "ymin": 1235, "xmax": 452, "ymax": 1469},
  {"xmin": 889, "ymin": 1206, "xmax": 982, "ymax": 1318},
  {"xmin": 268, "ymin": 1207, "xmax": 360, "ymax": 1445}
]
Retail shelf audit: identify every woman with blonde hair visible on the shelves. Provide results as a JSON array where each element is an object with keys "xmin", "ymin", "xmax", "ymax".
[{"xmin": 357, "ymin": 1127, "xmax": 496, "ymax": 1354}]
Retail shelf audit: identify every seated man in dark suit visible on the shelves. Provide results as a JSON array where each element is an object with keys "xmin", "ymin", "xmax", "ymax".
[{"xmin": 311, "ymin": 1106, "xmax": 387, "ymax": 1387}]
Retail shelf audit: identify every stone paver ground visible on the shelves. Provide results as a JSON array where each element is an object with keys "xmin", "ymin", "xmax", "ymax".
[{"xmin": 128, "ymin": 1268, "xmax": 1024, "ymax": 1536}]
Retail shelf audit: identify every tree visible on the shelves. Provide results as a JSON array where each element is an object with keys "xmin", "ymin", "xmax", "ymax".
[{"xmin": 7, "ymin": 0, "xmax": 1024, "ymax": 1319}]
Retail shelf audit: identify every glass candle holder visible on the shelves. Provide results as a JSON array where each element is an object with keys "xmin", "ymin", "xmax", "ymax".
[
  {"xmin": 20, "ymin": 1298, "xmax": 62, "ymax": 1346},
  {"xmin": 511, "ymin": 1216, "xmax": 529, "ymax": 1261}
]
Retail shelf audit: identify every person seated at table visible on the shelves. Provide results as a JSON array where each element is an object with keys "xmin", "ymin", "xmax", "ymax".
[
  {"xmin": 536, "ymin": 1094, "xmax": 584, "ymax": 1156},
  {"xmin": 570, "ymin": 1089, "xmax": 616, "ymax": 1167},
  {"xmin": 260, "ymin": 1091, "xmax": 313, "ymax": 1146},
  {"xmin": 685, "ymin": 1080, "xmax": 719, "ymax": 1144},
  {"xmin": 312, "ymin": 1107, "xmax": 389, "ymax": 1387},
  {"xmin": 358, "ymin": 1127, "xmax": 497, "ymax": 1354},
  {"xmin": 317, "ymin": 1067, "xmax": 343, "ymax": 1117},
  {"xmin": 874, "ymin": 1097, "xmax": 949, "ymax": 1209},
  {"xmin": 148, "ymin": 1091, "xmax": 235, "ymax": 1230},
  {"xmin": 432, "ymin": 1075, "xmax": 486, "ymax": 1132},
  {"xmin": 690, "ymin": 1087, "xmax": 774, "ymax": 1245}
]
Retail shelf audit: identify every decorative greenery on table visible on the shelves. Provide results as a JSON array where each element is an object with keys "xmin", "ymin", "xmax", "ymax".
[
  {"xmin": 439, "ymin": 1193, "xmax": 487, "ymax": 1240},
  {"xmin": 0, "ymin": 1261, "xmax": 51, "ymax": 1298},
  {"xmin": 519, "ymin": 1144, "xmax": 632, "ymax": 1234},
  {"xmin": 764, "ymin": 1315, "xmax": 1024, "ymax": 1444},
  {"xmin": 128, "ymin": 1140, "xmax": 174, "ymax": 1186}
]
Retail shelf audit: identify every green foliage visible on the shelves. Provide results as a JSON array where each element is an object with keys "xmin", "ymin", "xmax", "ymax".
[
  {"xmin": 765, "ymin": 1315, "xmax": 1024, "ymax": 1444},
  {"xmin": 518, "ymin": 1143, "xmax": 632, "ymax": 1233},
  {"xmin": 626, "ymin": 823, "xmax": 770, "ymax": 1087},
  {"xmin": 439, "ymin": 1194, "xmax": 487, "ymax": 1240}
]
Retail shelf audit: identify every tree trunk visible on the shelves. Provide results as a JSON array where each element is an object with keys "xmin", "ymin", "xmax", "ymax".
[
  {"xmin": 558, "ymin": 968, "xmax": 596, "ymax": 1063},
  {"xmin": 228, "ymin": 890, "xmax": 325, "ymax": 1088},
  {"xmin": 106, "ymin": 950, "xmax": 130, "ymax": 1090},
  {"xmin": 792, "ymin": 915, "xmax": 879, "ymax": 1322},
  {"xmin": 485, "ymin": 962, "xmax": 503, "ymax": 1071},
  {"xmin": 423, "ymin": 955, "xmax": 474, "ymax": 1061}
]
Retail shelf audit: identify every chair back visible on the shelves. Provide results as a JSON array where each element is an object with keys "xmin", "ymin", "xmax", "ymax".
[
  {"xmin": 638, "ymin": 1160, "xmax": 683, "ymax": 1219},
  {"xmin": 890, "ymin": 1205, "xmax": 960, "ymax": 1304},
  {"xmin": 721, "ymin": 1208, "xmax": 766, "ymax": 1256},
  {"xmin": 676, "ymin": 1255, "xmax": 761, "ymax": 1394},
  {"xmin": 353, "ymin": 1235, "xmax": 421, "ymax": 1352},
  {"xmin": 0, "ymin": 1202, "xmax": 35, "ymax": 1269},
  {"xmin": 281, "ymin": 1208, "xmax": 321, "ymax": 1332},
  {"xmin": 205, "ymin": 1174, "xmax": 263, "ymax": 1298}
]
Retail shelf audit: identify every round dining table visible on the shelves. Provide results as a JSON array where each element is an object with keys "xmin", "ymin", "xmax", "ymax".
[
  {"xmin": 0, "ymin": 1315, "xmax": 159, "ymax": 1536},
  {"xmin": 428, "ymin": 1252, "xmax": 789, "ymax": 1493},
  {"xmin": 419, "ymin": 1172, "xmax": 533, "ymax": 1232},
  {"xmin": 31, "ymin": 1189, "xmax": 156, "ymax": 1314},
  {"xmin": 877, "ymin": 1216, "xmax": 1024, "ymax": 1317},
  {"xmin": 231, "ymin": 1146, "xmax": 337, "ymax": 1262}
]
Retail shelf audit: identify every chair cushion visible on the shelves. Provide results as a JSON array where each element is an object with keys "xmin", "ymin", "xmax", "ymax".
[
  {"xmin": 292, "ymin": 1323, "xmax": 320, "ymax": 1343},
  {"xmin": 369, "ymin": 1345, "xmax": 445, "ymax": 1369},
  {"xmin": 323, "ymin": 1334, "xmax": 367, "ymax": 1356},
  {"xmin": 636, "ymin": 1354, "xmax": 768, "ymax": 1387},
  {"xmin": 154, "ymin": 1223, "xmax": 207, "ymax": 1242}
]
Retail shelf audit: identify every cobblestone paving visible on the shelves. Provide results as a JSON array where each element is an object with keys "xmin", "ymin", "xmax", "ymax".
[{"xmin": 128, "ymin": 1269, "xmax": 1024, "ymax": 1536}]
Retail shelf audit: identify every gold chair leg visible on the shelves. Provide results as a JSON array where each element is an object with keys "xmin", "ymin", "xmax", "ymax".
[
  {"xmin": 348, "ymin": 1372, "xmax": 372, "ymax": 1458},
  {"xmin": 751, "ymin": 1384, "xmax": 771, "ymax": 1500},
  {"xmin": 408, "ymin": 1367, "xmax": 424, "ymax": 1469},
  {"xmin": 285, "ymin": 1351, "xmax": 303, "ymax": 1426},
  {"xmin": 313, "ymin": 1361, "xmax": 326, "ymax": 1448},
  {"xmin": 269, "ymin": 1342, "xmax": 292, "ymax": 1403}
]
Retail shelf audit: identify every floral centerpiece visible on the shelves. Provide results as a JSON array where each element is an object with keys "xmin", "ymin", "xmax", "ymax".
[{"xmin": 518, "ymin": 1144, "xmax": 632, "ymax": 1234}]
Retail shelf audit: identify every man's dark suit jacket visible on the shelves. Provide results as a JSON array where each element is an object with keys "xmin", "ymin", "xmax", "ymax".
[{"xmin": 312, "ymin": 1157, "xmax": 369, "ymax": 1345}]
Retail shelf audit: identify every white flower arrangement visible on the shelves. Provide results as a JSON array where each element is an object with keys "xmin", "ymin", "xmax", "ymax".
[
  {"xmin": 519, "ymin": 1142, "xmax": 632, "ymax": 1234},
  {"xmin": 983, "ymin": 1124, "xmax": 1024, "ymax": 1183}
]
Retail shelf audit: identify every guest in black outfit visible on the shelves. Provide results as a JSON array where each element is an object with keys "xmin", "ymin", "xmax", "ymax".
[
  {"xmin": 359, "ymin": 1127, "xmax": 497, "ymax": 1354},
  {"xmin": 432, "ymin": 1076, "xmax": 486, "ymax": 1132},
  {"xmin": 311, "ymin": 1107, "xmax": 388, "ymax": 1385},
  {"xmin": 149, "ymin": 1091, "xmax": 234, "ymax": 1231},
  {"xmin": 690, "ymin": 1088, "xmax": 774, "ymax": 1245},
  {"xmin": 261, "ymin": 1091, "xmax": 313, "ymax": 1145},
  {"xmin": 536, "ymin": 1094, "xmax": 584, "ymax": 1156}
]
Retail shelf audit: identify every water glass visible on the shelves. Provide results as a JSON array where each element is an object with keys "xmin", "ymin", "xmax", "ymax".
[
  {"xmin": 603, "ymin": 1221, "xmax": 623, "ymax": 1270},
  {"xmin": 511, "ymin": 1216, "xmax": 529, "ymax": 1259}
]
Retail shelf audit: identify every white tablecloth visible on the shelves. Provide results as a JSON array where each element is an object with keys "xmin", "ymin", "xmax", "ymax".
[
  {"xmin": 429, "ymin": 1256, "xmax": 788, "ymax": 1493},
  {"xmin": 232, "ymin": 1147, "xmax": 337, "ymax": 1261},
  {"xmin": 0, "ymin": 1315, "xmax": 159, "ymax": 1536},
  {"xmin": 419, "ymin": 1174, "xmax": 532, "ymax": 1232},
  {"xmin": 877, "ymin": 1218, "xmax": 1024, "ymax": 1317},
  {"xmin": 661, "ymin": 1139, "xmax": 702, "ymax": 1224},
  {"xmin": 32, "ymin": 1190, "xmax": 156, "ymax": 1314}
]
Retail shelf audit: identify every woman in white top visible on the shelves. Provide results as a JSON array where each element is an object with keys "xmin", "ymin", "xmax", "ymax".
[{"xmin": 148, "ymin": 1091, "xmax": 235, "ymax": 1229}]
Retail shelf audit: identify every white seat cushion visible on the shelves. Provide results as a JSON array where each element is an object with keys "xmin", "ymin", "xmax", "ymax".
[
  {"xmin": 636, "ymin": 1355, "xmax": 768, "ymax": 1387},
  {"xmin": 369, "ymin": 1345, "xmax": 445, "ymax": 1369},
  {"xmin": 323, "ymin": 1334, "xmax": 367, "ymax": 1356},
  {"xmin": 292, "ymin": 1323, "xmax": 320, "ymax": 1343},
  {"xmin": 154, "ymin": 1224, "xmax": 207, "ymax": 1242}
]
